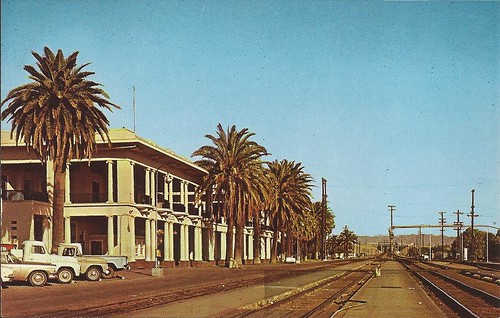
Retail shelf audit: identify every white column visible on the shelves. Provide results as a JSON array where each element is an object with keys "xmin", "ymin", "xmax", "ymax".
[
  {"xmin": 151, "ymin": 170, "xmax": 156, "ymax": 207},
  {"xmin": 64, "ymin": 164, "xmax": 71, "ymax": 204},
  {"xmin": 129, "ymin": 215, "xmax": 136, "ymax": 262},
  {"xmin": 107, "ymin": 160, "xmax": 113, "ymax": 203},
  {"xmin": 168, "ymin": 222, "xmax": 174, "ymax": 261},
  {"xmin": 163, "ymin": 222, "xmax": 170, "ymax": 261},
  {"xmin": 163, "ymin": 175, "xmax": 168, "ymax": 207},
  {"xmin": 248, "ymin": 233, "xmax": 254, "ymax": 260},
  {"xmin": 130, "ymin": 162, "xmax": 135, "ymax": 203},
  {"xmin": 145, "ymin": 168, "xmax": 151, "ymax": 198},
  {"xmin": 145, "ymin": 218, "xmax": 151, "ymax": 261},
  {"xmin": 185, "ymin": 225, "xmax": 190, "ymax": 260},
  {"xmin": 168, "ymin": 180, "xmax": 174, "ymax": 210},
  {"xmin": 184, "ymin": 182, "xmax": 189, "ymax": 213},
  {"xmin": 150, "ymin": 219, "xmax": 156, "ymax": 261},
  {"xmin": 221, "ymin": 230, "xmax": 227, "ymax": 260},
  {"xmin": 64, "ymin": 217, "xmax": 71, "ymax": 243},
  {"xmin": 195, "ymin": 225, "xmax": 202, "ymax": 261},
  {"xmin": 107, "ymin": 216, "xmax": 114, "ymax": 254}
]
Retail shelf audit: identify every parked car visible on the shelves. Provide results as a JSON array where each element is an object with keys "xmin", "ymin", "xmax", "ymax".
[
  {"xmin": 57, "ymin": 243, "xmax": 128, "ymax": 279},
  {"xmin": 1, "ymin": 252, "xmax": 57, "ymax": 287},
  {"xmin": 55, "ymin": 244, "xmax": 110, "ymax": 281},
  {"xmin": 1, "ymin": 265, "xmax": 15, "ymax": 287},
  {"xmin": 10, "ymin": 241, "xmax": 80, "ymax": 284}
]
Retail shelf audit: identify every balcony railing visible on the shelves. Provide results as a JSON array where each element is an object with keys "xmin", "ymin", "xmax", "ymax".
[
  {"xmin": 2, "ymin": 190, "xmax": 49, "ymax": 202},
  {"xmin": 70, "ymin": 192, "xmax": 107, "ymax": 203}
]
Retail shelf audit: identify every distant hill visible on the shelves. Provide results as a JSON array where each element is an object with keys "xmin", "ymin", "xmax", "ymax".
[{"xmin": 358, "ymin": 234, "xmax": 456, "ymax": 246}]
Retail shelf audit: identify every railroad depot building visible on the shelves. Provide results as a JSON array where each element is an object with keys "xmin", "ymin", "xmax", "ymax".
[{"xmin": 1, "ymin": 128, "xmax": 273, "ymax": 268}]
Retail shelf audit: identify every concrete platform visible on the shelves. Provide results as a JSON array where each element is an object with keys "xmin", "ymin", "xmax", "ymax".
[{"xmin": 336, "ymin": 260, "xmax": 446, "ymax": 318}]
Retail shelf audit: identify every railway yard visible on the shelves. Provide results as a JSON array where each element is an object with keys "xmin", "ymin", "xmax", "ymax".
[{"xmin": 2, "ymin": 255, "xmax": 499, "ymax": 317}]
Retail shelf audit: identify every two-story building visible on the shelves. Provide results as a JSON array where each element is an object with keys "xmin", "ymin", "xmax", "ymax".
[{"xmin": 1, "ymin": 128, "xmax": 273, "ymax": 268}]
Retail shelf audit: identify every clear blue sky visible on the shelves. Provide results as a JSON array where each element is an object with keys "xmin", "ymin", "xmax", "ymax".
[{"xmin": 2, "ymin": 1, "xmax": 498, "ymax": 236}]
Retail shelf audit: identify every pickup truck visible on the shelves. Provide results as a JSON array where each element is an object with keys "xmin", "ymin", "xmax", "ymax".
[
  {"xmin": 55, "ymin": 244, "xmax": 110, "ymax": 281},
  {"xmin": 10, "ymin": 241, "xmax": 80, "ymax": 284},
  {"xmin": 57, "ymin": 243, "xmax": 128, "ymax": 279}
]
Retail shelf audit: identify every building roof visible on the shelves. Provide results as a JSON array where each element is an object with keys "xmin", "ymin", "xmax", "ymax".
[{"xmin": 1, "ymin": 128, "xmax": 208, "ymax": 180}]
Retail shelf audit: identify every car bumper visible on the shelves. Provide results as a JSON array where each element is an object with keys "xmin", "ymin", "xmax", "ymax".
[{"xmin": 2, "ymin": 274, "xmax": 14, "ymax": 283}]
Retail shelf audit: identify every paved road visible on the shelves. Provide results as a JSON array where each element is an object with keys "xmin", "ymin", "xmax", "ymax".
[{"xmin": 0, "ymin": 260, "xmax": 349, "ymax": 317}]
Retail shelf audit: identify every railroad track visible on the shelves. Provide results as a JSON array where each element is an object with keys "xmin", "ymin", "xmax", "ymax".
[
  {"xmin": 35, "ymin": 259, "xmax": 373, "ymax": 318},
  {"xmin": 400, "ymin": 259, "xmax": 500, "ymax": 318},
  {"xmin": 231, "ymin": 260, "xmax": 379, "ymax": 318}
]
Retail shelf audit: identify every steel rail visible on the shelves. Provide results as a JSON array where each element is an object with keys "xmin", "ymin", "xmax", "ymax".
[
  {"xmin": 401, "ymin": 261, "xmax": 480, "ymax": 318},
  {"xmin": 300, "ymin": 270, "xmax": 374, "ymax": 318},
  {"xmin": 428, "ymin": 270, "xmax": 500, "ymax": 307}
]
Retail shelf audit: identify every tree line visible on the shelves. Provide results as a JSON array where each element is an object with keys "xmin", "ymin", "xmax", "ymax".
[{"xmin": 2, "ymin": 47, "xmax": 336, "ymax": 267}]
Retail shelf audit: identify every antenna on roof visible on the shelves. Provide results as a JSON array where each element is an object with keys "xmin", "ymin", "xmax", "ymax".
[{"xmin": 133, "ymin": 85, "xmax": 136, "ymax": 133}]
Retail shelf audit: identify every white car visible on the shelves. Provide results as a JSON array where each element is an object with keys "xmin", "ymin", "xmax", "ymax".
[{"xmin": 1, "ymin": 266, "xmax": 15, "ymax": 286}]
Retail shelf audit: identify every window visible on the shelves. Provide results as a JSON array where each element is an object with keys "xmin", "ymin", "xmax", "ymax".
[
  {"xmin": 62, "ymin": 248, "xmax": 75, "ymax": 256},
  {"xmin": 32, "ymin": 245, "xmax": 46, "ymax": 254}
]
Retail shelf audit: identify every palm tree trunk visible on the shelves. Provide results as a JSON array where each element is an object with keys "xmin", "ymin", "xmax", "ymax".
[
  {"xmin": 52, "ymin": 166, "xmax": 66, "ymax": 250},
  {"xmin": 270, "ymin": 215, "xmax": 280, "ymax": 264},
  {"xmin": 252, "ymin": 213, "xmax": 261, "ymax": 264},
  {"xmin": 234, "ymin": 219, "xmax": 244, "ymax": 268},
  {"xmin": 225, "ymin": 214, "xmax": 234, "ymax": 268}
]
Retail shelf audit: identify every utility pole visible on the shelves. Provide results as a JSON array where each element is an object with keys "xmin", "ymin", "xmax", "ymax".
[
  {"xmin": 467, "ymin": 189, "xmax": 478, "ymax": 261},
  {"xmin": 388, "ymin": 205, "xmax": 395, "ymax": 258},
  {"xmin": 453, "ymin": 210, "xmax": 463, "ymax": 261},
  {"xmin": 321, "ymin": 178, "xmax": 327, "ymax": 260},
  {"xmin": 438, "ymin": 211, "xmax": 446, "ymax": 260}
]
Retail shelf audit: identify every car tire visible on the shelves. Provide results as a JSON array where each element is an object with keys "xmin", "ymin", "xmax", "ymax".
[
  {"xmin": 85, "ymin": 266, "xmax": 102, "ymax": 281},
  {"xmin": 29, "ymin": 271, "xmax": 48, "ymax": 287},
  {"xmin": 56, "ymin": 268, "xmax": 74, "ymax": 284},
  {"xmin": 101, "ymin": 265, "xmax": 115, "ymax": 279}
]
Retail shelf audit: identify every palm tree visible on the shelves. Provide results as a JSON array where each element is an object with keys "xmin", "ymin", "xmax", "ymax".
[
  {"xmin": 1, "ymin": 47, "xmax": 120, "ymax": 248},
  {"xmin": 192, "ymin": 124, "xmax": 268, "ymax": 268},
  {"xmin": 338, "ymin": 225, "xmax": 357, "ymax": 258},
  {"xmin": 266, "ymin": 159, "xmax": 313, "ymax": 263},
  {"xmin": 311, "ymin": 201, "xmax": 335, "ymax": 259},
  {"xmin": 291, "ymin": 204, "xmax": 318, "ymax": 261}
]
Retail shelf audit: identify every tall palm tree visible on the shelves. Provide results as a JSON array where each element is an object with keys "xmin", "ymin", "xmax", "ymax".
[
  {"xmin": 1, "ymin": 47, "xmax": 120, "ymax": 248},
  {"xmin": 192, "ymin": 124, "xmax": 267, "ymax": 268},
  {"xmin": 266, "ymin": 159, "xmax": 313, "ymax": 263}
]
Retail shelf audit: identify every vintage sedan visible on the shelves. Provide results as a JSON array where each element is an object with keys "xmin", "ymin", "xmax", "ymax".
[
  {"xmin": 1, "ymin": 252, "xmax": 57, "ymax": 287},
  {"xmin": 1, "ymin": 266, "xmax": 14, "ymax": 286}
]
